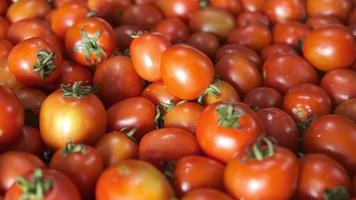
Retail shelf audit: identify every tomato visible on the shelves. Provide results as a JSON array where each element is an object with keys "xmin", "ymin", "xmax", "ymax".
[
  {"xmin": 215, "ymin": 44, "xmax": 261, "ymax": 66},
  {"xmin": 236, "ymin": 11, "xmax": 269, "ymax": 27},
  {"xmin": 349, "ymin": 9, "xmax": 356, "ymax": 25},
  {"xmin": 0, "ymin": 0, "xmax": 8, "ymax": 16},
  {"xmin": 0, "ymin": 151, "xmax": 46, "ymax": 194},
  {"xmin": 186, "ymin": 32, "xmax": 220, "ymax": 59},
  {"xmin": 307, "ymin": 0, "xmax": 352, "ymax": 22},
  {"xmin": 201, "ymin": 80, "xmax": 240, "ymax": 105},
  {"xmin": 353, "ymin": 175, "xmax": 356, "ymax": 197},
  {"xmin": 14, "ymin": 87, "xmax": 47, "ymax": 116},
  {"xmin": 57, "ymin": 60, "xmax": 92, "ymax": 86},
  {"xmin": 215, "ymin": 52, "xmax": 262, "ymax": 97},
  {"xmin": 320, "ymin": 69, "xmax": 356, "ymax": 106},
  {"xmin": 135, "ymin": 0, "xmax": 154, "ymax": 4},
  {"xmin": 65, "ymin": 17, "xmax": 116, "ymax": 66},
  {"xmin": 306, "ymin": 15, "xmax": 343, "ymax": 29},
  {"xmin": 303, "ymin": 114, "xmax": 356, "ymax": 175},
  {"xmin": 6, "ymin": 0, "xmax": 51, "ymax": 23},
  {"xmin": 51, "ymin": 3, "xmax": 90, "ymax": 39},
  {"xmin": 114, "ymin": 25, "xmax": 140, "ymax": 52},
  {"xmin": 155, "ymin": 0, "xmax": 200, "ymax": 21},
  {"xmin": 95, "ymin": 130, "xmax": 138, "ymax": 167},
  {"xmin": 173, "ymin": 155, "xmax": 225, "ymax": 197},
  {"xmin": 263, "ymin": 0, "xmax": 306, "ymax": 24},
  {"xmin": 141, "ymin": 81, "xmax": 181, "ymax": 106},
  {"xmin": 296, "ymin": 153, "xmax": 351, "ymax": 200},
  {"xmin": 189, "ymin": 8, "xmax": 235, "ymax": 39},
  {"xmin": 5, "ymin": 169, "xmax": 81, "ymax": 200},
  {"xmin": 335, "ymin": 98, "xmax": 356, "ymax": 122},
  {"xmin": 50, "ymin": 140, "xmax": 103, "ymax": 199},
  {"xmin": 244, "ymin": 87, "xmax": 283, "ymax": 109},
  {"xmin": 161, "ymin": 44, "xmax": 214, "ymax": 100},
  {"xmin": 302, "ymin": 26, "xmax": 355, "ymax": 72},
  {"xmin": 262, "ymin": 54, "xmax": 319, "ymax": 94},
  {"xmin": 153, "ymin": 17, "xmax": 190, "ymax": 44},
  {"xmin": 0, "ymin": 17, "xmax": 9, "ymax": 39},
  {"xmin": 210, "ymin": 0, "xmax": 241, "ymax": 15},
  {"xmin": 106, "ymin": 97, "xmax": 156, "ymax": 141},
  {"xmin": 182, "ymin": 189, "xmax": 233, "ymax": 200},
  {"xmin": 261, "ymin": 43, "xmax": 297, "ymax": 61},
  {"xmin": 240, "ymin": 0, "xmax": 265, "ymax": 12},
  {"xmin": 54, "ymin": 0, "xmax": 87, "ymax": 7},
  {"xmin": 96, "ymin": 160, "xmax": 175, "ymax": 200},
  {"xmin": 40, "ymin": 82, "xmax": 106, "ymax": 150},
  {"xmin": 8, "ymin": 37, "xmax": 63, "ymax": 86},
  {"xmin": 196, "ymin": 102, "xmax": 263, "ymax": 162},
  {"xmin": 0, "ymin": 59, "xmax": 22, "ymax": 90},
  {"xmin": 87, "ymin": 0, "xmax": 132, "ymax": 25},
  {"xmin": 273, "ymin": 21, "xmax": 310, "ymax": 47},
  {"xmin": 0, "ymin": 39, "xmax": 12, "ymax": 60},
  {"xmin": 130, "ymin": 32, "xmax": 171, "ymax": 82}
]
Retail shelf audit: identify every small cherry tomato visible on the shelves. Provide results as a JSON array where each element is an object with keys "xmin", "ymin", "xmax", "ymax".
[
  {"xmin": 6, "ymin": 0, "xmax": 51, "ymax": 23},
  {"xmin": 244, "ymin": 87, "xmax": 283, "ymax": 109},
  {"xmin": 182, "ymin": 188, "xmax": 234, "ymax": 200}
]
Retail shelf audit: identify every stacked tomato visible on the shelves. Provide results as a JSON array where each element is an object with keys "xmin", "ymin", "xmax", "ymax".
[{"xmin": 0, "ymin": 0, "xmax": 355, "ymax": 199}]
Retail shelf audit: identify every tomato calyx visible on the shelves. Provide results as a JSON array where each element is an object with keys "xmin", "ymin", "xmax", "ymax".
[
  {"xmin": 216, "ymin": 103, "xmax": 245, "ymax": 129},
  {"xmin": 62, "ymin": 139, "xmax": 87, "ymax": 156},
  {"xmin": 155, "ymin": 100, "xmax": 187, "ymax": 128},
  {"xmin": 16, "ymin": 168, "xmax": 52, "ymax": 200},
  {"xmin": 73, "ymin": 30, "xmax": 107, "ymax": 65},
  {"xmin": 86, "ymin": 11, "xmax": 96, "ymax": 18},
  {"xmin": 119, "ymin": 128, "xmax": 138, "ymax": 143},
  {"xmin": 61, "ymin": 81, "xmax": 94, "ymax": 99},
  {"xmin": 197, "ymin": 83, "xmax": 222, "ymax": 104},
  {"xmin": 33, "ymin": 50, "xmax": 57, "ymax": 80},
  {"xmin": 243, "ymin": 137, "xmax": 275, "ymax": 162},
  {"xmin": 323, "ymin": 186, "xmax": 350, "ymax": 200},
  {"xmin": 131, "ymin": 31, "xmax": 148, "ymax": 39},
  {"xmin": 160, "ymin": 160, "xmax": 176, "ymax": 182},
  {"xmin": 199, "ymin": 0, "xmax": 209, "ymax": 8}
]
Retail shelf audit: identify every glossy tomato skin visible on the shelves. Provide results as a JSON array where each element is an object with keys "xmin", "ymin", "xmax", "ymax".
[
  {"xmin": 87, "ymin": 0, "xmax": 132, "ymax": 25},
  {"xmin": 14, "ymin": 87, "xmax": 46, "ymax": 116},
  {"xmin": 153, "ymin": 17, "xmax": 190, "ymax": 44},
  {"xmin": 303, "ymin": 114, "xmax": 356, "ymax": 175},
  {"xmin": 186, "ymin": 31, "xmax": 220, "ymax": 59},
  {"xmin": 54, "ymin": 0, "xmax": 87, "ymax": 7},
  {"xmin": 114, "ymin": 25, "xmax": 140, "ymax": 52},
  {"xmin": 224, "ymin": 146, "xmax": 299, "ymax": 200},
  {"xmin": 196, "ymin": 102, "xmax": 264, "ymax": 163},
  {"xmin": 307, "ymin": 0, "xmax": 352, "ymax": 22},
  {"xmin": 173, "ymin": 155, "xmax": 225, "ymax": 197},
  {"xmin": 161, "ymin": 44, "xmax": 214, "ymax": 100},
  {"xmin": 273, "ymin": 21, "xmax": 310, "ymax": 47},
  {"xmin": 296, "ymin": 153, "xmax": 351, "ymax": 200},
  {"xmin": 0, "ymin": 59, "xmax": 22, "ymax": 90},
  {"xmin": 335, "ymin": 98, "xmax": 356, "ymax": 122},
  {"xmin": 203, "ymin": 80, "xmax": 240, "ymax": 105},
  {"xmin": 141, "ymin": 81, "xmax": 181, "ymax": 106},
  {"xmin": 155, "ymin": 0, "xmax": 199, "ymax": 21},
  {"xmin": 236, "ymin": 11, "xmax": 269, "ymax": 27},
  {"xmin": 215, "ymin": 44, "xmax": 262, "ymax": 66},
  {"xmin": 263, "ymin": 0, "xmax": 306, "ymax": 24},
  {"xmin": 96, "ymin": 160, "xmax": 175, "ymax": 200},
  {"xmin": 0, "ymin": 17, "xmax": 9, "ymax": 39},
  {"xmin": 243, "ymin": 87, "xmax": 283, "ymax": 109},
  {"xmin": 261, "ymin": 43, "xmax": 297, "ymax": 61},
  {"xmin": 57, "ymin": 60, "xmax": 92, "ymax": 86},
  {"xmin": 210, "ymin": 0, "xmax": 242, "ymax": 15},
  {"xmin": 0, "ymin": 39, "xmax": 13, "ymax": 60},
  {"xmin": 182, "ymin": 189, "xmax": 233, "ymax": 200},
  {"xmin": 6, "ymin": 0, "xmax": 51, "ymax": 23},
  {"xmin": 306, "ymin": 15, "xmax": 343, "ymax": 30}
]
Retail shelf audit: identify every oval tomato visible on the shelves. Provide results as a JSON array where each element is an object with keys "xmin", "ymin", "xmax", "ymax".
[
  {"xmin": 186, "ymin": 31, "xmax": 220, "ymax": 59},
  {"xmin": 6, "ymin": 0, "xmax": 51, "ymax": 23},
  {"xmin": 141, "ymin": 81, "xmax": 181, "ymax": 106},
  {"xmin": 155, "ymin": 0, "xmax": 200, "ymax": 21},
  {"xmin": 263, "ymin": 0, "xmax": 306, "ymax": 23},
  {"xmin": 334, "ymin": 98, "xmax": 356, "ymax": 122},
  {"xmin": 153, "ymin": 17, "xmax": 190, "ymax": 44},
  {"xmin": 243, "ymin": 87, "xmax": 283, "ymax": 109}
]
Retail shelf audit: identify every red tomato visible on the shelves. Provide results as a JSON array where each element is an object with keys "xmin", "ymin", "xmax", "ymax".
[
  {"xmin": 113, "ymin": 25, "xmax": 140, "ymax": 52},
  {"xmin": 153, "ymin": 17, "xmax": 190, "ymax": 44},
  {"xmin": 186, "ymin": 31, "xmax": 220, "ymax": 59},
  {"xmin": 201, "ymin": 80, "xmax": 240, "ymax": 105},
  {"xmin": 215, "ymin": 44, "xmax": 262, "ymax": 66},
  {"xmin": 87, "ymin": 0, "xmax": 132, "ymax": 25},
  {"xmin": 155, "ymin": 0, "xmax": 200, "ymax": 21},
  {"xmin": 141, "ymin": 81, "xmax": 181, "ymax": 106},
  {"xmin": 54, "ymin": 0, "xmax": 87, "ymax": 7},
  {"xmin": 306, "ymin": 15, "xmax": 343, "ymax": 29},
  {"xmin": 14, "ymin": 87, "xmax": 46, "ymax": 117},
  {"xmin": 273, "ymin": 21, "xmax": 310, "ymax": 47},
  {"xmin": 236, "ymin": 11, "xmax": 269, "ymax": 27},
  {"xmin": 0, "ymin": 59, "xmax": 22, "ymax": 90},
  {"xmin": 240, "ymin": 0, "xmax": 265, "ymax": 12},
  {"xmin": 6, "ymin": 0, "xmax": 51, "ymax": 23},
  {"xmin": 307, "ymin": 0, "xmax": 352, "ymax": 22},
  {"xmin": 182, "ymin": 188, "xmax": 234, "ymax": 200},
  {"xmin": 335, "ymin": 98, "xmax": 356, "ymax": 122},
  {"xmin": 263, "ymin": 0, "xmax": 306, "ymax": 24},
  {"xmin": 210, "ymin": 0, "xmax": 242, "ymax": 15},
  {"xmin": 57, "ymin": 60, "xmax": 92, "ymax": 86},
  {"xmin": 0, "ymin": 17, "xmax": 9, "ymax": 39},
  {"xmin": 243, "ymin": 87, "xmax": 283, "ymax": 109},
  {"xmin": 261, "ymin": 43, "xmax": 297, "ymax": 61},
  {"xmin": 0, "ymin": 39, "xmax": 13, "ymax": 60}
]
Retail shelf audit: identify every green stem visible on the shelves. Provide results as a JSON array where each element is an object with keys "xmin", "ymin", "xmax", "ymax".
[
  {"xmin": 61, "ymin": 81, "xmax": 94, "ymax": 99},
  {"xmin": 33, "ymin": 50, "xmax": 56, "ymax": 80},
  {"xmin": 323, "ymin": 186, "xmax": 349, "ymax": 200},
  {"xmin": 16, "ymin": 169, "xmax": 52, "ymax": 200},
  {"xmin": 119, "ymin": 128, "xmax": 137, "ymax": 143},
  {"xmin": 216, "ymin": 103, "xmax": 245, "ymax": 129},
  {"xmin": 62, "ymin": 140, "xmax": 87, "ymax": 156},
  {"xmin": 198, "ymin": 83, "xmax": 222, "ymax": 104}
]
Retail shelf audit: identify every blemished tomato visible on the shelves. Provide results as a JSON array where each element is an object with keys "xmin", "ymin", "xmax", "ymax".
[
  {"xmin": 130, "ymin": 32, "xmax": 171, "ymax": 82},
  {"xmin": 196, "ymin": 102, "xmax": 264, "ymax": 162},
  {"xmin": 273, "ymin": 21, "xmax": 310, "ymax": 47},
  {"xmin": 173, "ymin": 155, "xmax": 225, "ymax": 197},
  {"xmin": 4, "ymin": 169, "xmax": 81, "ymax": 200},
  {"xmin": 261, "ymin": 43, "xmax": 297, "ymax": 61},
  {"xmin": 224, "ymin": 138, "xmax": 299, "ymax": 200},
  {"xmin": 155, "ymin": 0, "xmax": 200, "ymax": 21},
  {"xmin": 0, "ymin": 151, "xmax": 46, "ymax": 194},
  {"xmin": 14, "ymin": 87, "xmax": 47, "ymax": 116},
  {"xmin": 335, "ymin": 98, "xmax": 356, "ymax": 122},
  {"xmin": 182, "ymin": 188, "xmax": 234, "ymax": 200},
  {"xmin": 57, "ymin": 60, "xmax": 92, "ymax": 86},
  {"xmin": 114, "ymin": 25, "xmax": 140, "ymax": 52},
  {"xmin": 161, "ymin": 44, "xmax": 214, "ymax": 100},
  {"xmin": 50, "ymin": 140, "xmax": 103, "ymax": 199},
  {"xmin": 6, "ymin": 0, "xmax": 52, "ymax": 23},
  {"xmin": 236, "ymin": 11, "xmax": 269, "ymax": 27},
  {"xmin": 96, "ymin": 160, "xmax": 175, "ymax": 200},
  {"xmin": 306, "ymin": 0, "xmax": 352, "ymax": 22},
  {"xmin": 40, "ymin": 82, "xmax": 107, "ymax": 150},
  {"xmin": 87, "ymin": 0, "xmax": 132, "ymax": 25},
  {"xmin": 210, "ymin": 0, "xmax": 242, "ymax": 15},
  {"xmin": 65, "ymin": 17, "xmax": 116, "ymax": 66},
  {"xmin": 0, "ymin": 39, "xmax": 13, "ymax": 60},
  {"xmin": 153, "ymin": 17, "xmax": 190, "ymax": 44},
  {"xmin": 186, "ymin": 31, "xmax": 220, "ymax": 59},
  {"xmin": 215, "ymin": 44, "xmax": 262, "ymax": 66},
  {"xmin": 0, "ymin": 59, "xmax": 22, "ymax": 90},
  {"xmin": 243, "ymin": 87, "xmax": 283, "ymax": 109},
  {"xmin": 201, "ymin": 80, "xmax": 240, "ymax": 105},
  {"xmin": 296, "ymin": 153, "xmax": 351, "ymax": 200},
  {"xmin": 93, "ymin": 55, "xmax": 145, "ymax": 107},
  {"xmin": 138, "ymin": 128, "xmax": 201, "ymax": 168},
  {"xmin": 263, "ymin": 0, "xmax": 306, "ymax": 24},
  {"xmin": 302, "ymin": 26, "xmax": 355, "ymax": 72},
  {"xmin": 141, "ymin": 81, "xmax": 181, "ymax": 106},
  {"xmin": 306, "ymin": 15, "xmax": 343, "ymax": 30},
  {"xmin": 303, "ymin": 114, "xmax": 356, "ymax": 175}
]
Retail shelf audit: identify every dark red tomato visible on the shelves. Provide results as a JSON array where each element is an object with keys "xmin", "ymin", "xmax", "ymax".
[
  {"xmin": 93, "ymin": 55, "xmax": 145, "ymax": 107},
  {"xmin": 186, "ymin": 31, "xmax": 220, "ymax": 59},
  {"xmin": 141, "ymin": 81, "xmax": 181, "ymax": 106},
  {"xmin": 273, "ymin": 21, "xmax": 310, "ymax": 47},
  {"xmin": 0, "ymin": 85, "xmax": 24, "ymax": 147},
  {"xmin": 155, "ymin": 0, "xmax": 199, "ymax": 21},
  {"xmin": 262, "ymin": 54, "xmax": 319, "ymax": 94},
  {"xmin": 202, "ymin": 80, "xmax": 240, "ymax": 105},
  {"xmin": 57, "ymin": 60, "xmax": 92, "ymax": 86},
  {"xmin": 263, "ymin": 0, "xmax": 306, "ymax": 24},
  {"xmin": 0, "ymin": 17, "xmax": 9, "ymax": 39},
  {"xmin": 349, "ymin": 9, "xmax": 356, "ymax": 25},
  {"xmin": 320, "ymin": 69, "xmax": 356, "ymax": 106},
  {"xmin": 14, "ymin": 87, "xmax": 46, "ymax": 117},
  {"xmin": 240, "ymin": 0, "xmax": 265, "ymax": 12},
  {"xmin": 65, "ymin": 17, "xmax": 116, "ymax": 66},
  {"xmin": 7, "ymin": 19, "xmax": 53, "ymax": 45},
  {"xmin": 153, "ymin": 18, "xmax": 189, "ymax": 44},
  {"xmin": 353, "ymin": 175, "xmax": 356, "ymax": 197},
  {"xmin": 8, "ymin": 37, "xmax": 62, "ymax": 86},
  {"xmin": 236, "ymin": 11, "xmax": 269, "ymax": 27},
  {"xmin": 0, "ymin": 59, "xmax": 22, "ymax": 90},
  {"xmin": 303, "ymin": 114, "xmax": 356, "ymax": 175},
  {"xmin": 95, "ymin": 131, "xmax": 138, "ymax": 168},
  {"xmin": 54, "ymin": 0, "xmax": 87, "ymax": 7},
  {"xmin": 119, "ymin": 3, "xmax": 163, "ymax": 30},
  {"xmin": 224, "ymin": 141, "xmax": 299, "ymax": 200},
  {"xmin": 139, "ymin": 128, "xmax": 201, "ymax": 168},
  {"xmin": 106, "ymin": 97, "xmax": 156, "ymax": 141},
  {"xmin": 0, "ymin": 151, "xmax": 46, "ymax": 194},
  {"xmin": 0, "ymin": 39, "xmax": 13, "ymax": 60},
  {"xmin": 50, "ymin": 141, "xmax": 103, "ymax": 199},
  {"xmin": 50, "ymin": 3, "xmax": 90, "ymax": 39},
  {"xmin": 215, "ymin": 52, "xmax": 262, "ymax": 97},
  {"xmin": 6, "ymin": 0, "xmax": 51, "ymax": 23},
  {"xmin": 335, "ymin": 98, "xmax": 356, "ymax": 122},
  {"xmin": 114, "ymin": 25, "xmax": 140, "ymax": 52},
  {"xmin": 189, "ymin": 8, "xmax": 235, "ymax": 39},
  {"xmin": 0, "ymin": 0, "xmax": 8, "ymax": 16},
  {"xmin": 306, "ymin": 15, "xmax": 343, "ymax": 30},
  {"xmin": 5, "ymin": 169, "xmax": 81, "ymax": 200},
  {"xmin": 261, "ymin": 44, "xmax": 297, "ymax": 61},
  {"xmin": 244, "ymin": 87, "xmax": 283, "ymax": 109},
  {"xmin": 164, "ymin": 102, "xmax": 204, "ymax": 133},
  {"xmin": 210, "ymin": 0, "xmax": 242, "ymax": 15},
  {"xmin": 161, "ymin": 44, "xmax": 214, "ymax": 100},
  {"xmin": 87, "ymin": 0, "xmax": 132, "ymax": 25},
  {"xmin": 196, "ymin": 102, "xmax": 264, "ymax": 162},
  {"xmin": 307, "ymin": 0, "xmax": 352, "ymax": 22},
  {"xmin": 173, "ymin": 155, "xmax": 225, "ymax": 197},
  {"xmin": 130, "ymin": 32, "xmax": 171, "ymax": 82},
  {"xmin": 302, "ymin": 26, "xmax": 355, "ymax": 72},
  {"xmin": 135, "ymin": 0, "xmax": 154, "ymax": 4},
  {"xmin": 283, "ymin": 83, "xmax": 332, "ymax": 123},
  {"xmin": 182, "ymin": 189, "xmax": 234, "ymax": 200},
  {"xmin": 257, "ymin": 108, "xmax": 298, "ymax": 152},
  {"xmin": 215, "ymin": 44, "xmax": 261, "ymax": 66}
]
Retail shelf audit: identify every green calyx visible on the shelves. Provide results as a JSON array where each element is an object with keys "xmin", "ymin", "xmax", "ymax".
[
  {"xmin": 199, "ymin": 0, "xmax": 209, "ymax": 8},
  {"xmin": 73, "ymin": 29, "xmax": 107, "ymax": 65},
  {"xmin": 197, "ymin": 83, "xmax": 222, "ymax": 104},
  {"xmin": 62, "ymin": 139, "xmax": 87, "ymax": 156},
  {"xmin": 119, "ymin": 127, "xmax": 138, "ymax": 143},
  {"xmin": 216, "ymin": 103, "xmax": 245, "ymax": 129},
  {"xmin": 61, "ymin": 81, "xmax": 94, "ymax": 99},
  {"xmin": 160, "ymin": 161, "xmax": 176, "ymax": 182},
  {"xmin": 16, "ymin": 169, "xmax": 52, "ymax": 200},
  {"xmin": 243, "ymin": 137, "xmax": 276, "ymax": 162},
  {"xmin": 323, "ymin": 186, "xmax": 350, "ymax": 200},
  {"xmin": 33, "ymin": 50, "xmax": 56, "ymax": 80}
]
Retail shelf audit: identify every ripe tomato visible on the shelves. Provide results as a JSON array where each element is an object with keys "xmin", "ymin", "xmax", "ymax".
[
  {"xmin": 236, "ymin": 11, "xmax": 269, "ymax": 27},
  {"xmin": 65, "ymin": 17, "xmax": 116, "ymax": 66},
  {"xmin": 0, "ymin": 17, "xmax": 9, "ymax": 39},
  {"xmin": 0, "ymin": 39, "xmax": 13, "ymax": 60},
  {"xmin": 0, "ymin": 0, "xmax": 8, "ymax": 16},
  {"xmin": 114, "ymin": 25, "xmax": 140, "ymax": 52},
  {"xmin": 261, "ymin": 43, "xmax": 297, "ymax": 61},
  {"xmin": 186, "ymin": 31, "xmax": 220, "ymax": 59},
  {"xmin": 263, "ymin": 0, "xmax": 306, "ymax": 24},
  {"xmin": 141, "ymin": 81, "xmax": 181, "ymax": 106},
  {"xmin": 54, "ymin": 0, "xmax": 87, "ymax": 7},
  {"xmin": 196, "ymin": 102, "xmax": 263, "ymax": 162},
  {"xmin": 201, "ymin": 80, "xmax": 240, "ymax": 105},
  {"xmin": 215, "ymin": 44, "xmax": 261, "ymax": 66},
  {"xmin": 40, "ymin": 82, "xmax": 106, "ymax": 150},
  {"xmin": 240, "ymin": 0, "xmax": 265, "ymax": 12},
  {"xmin": 155, "ymin": 0, "xmax": 200, "ymax": 21},
  {"xmin": 6, "ymin": 0, "xmax": 52, "ymax": 23},
  {"xmin": 87, "ymin": 0, "xmax": 132, "ymax": 25},
  {"xmin": 161, "ymin": 44, "xmax": 214, "ymax": 100},
  {"xmin": 57, "ymin": 60, "xmax": 92, "ymax": 86},
  {"xmin": 210, "ymin": 0, "xmax": 241, "ymax": 15},
  {"xmin": 182, "ymin": 188, "xmax": 233, "ymax": 200},
  {"xmin": 153, "ymin": 17, "xmax": 190, "ymax": 44},
  {"xmin": 353, "ymin": 175, "xmax": 356, "ymax": 197},
  {"xmin": 306, "ymin": 15, "xmax": 343, "ymax": 29},
  {"xmin": 273, "ymin": 21, "xmax": 310, "ymax": 47},
  {"xmin": 243, "ymin": 87, "xmax": 283, "ymax": 109},
  {"xmin": 96, "ymin": 160, "xmax": 175, "ymax": 200},
  {"xmin": 307, "ymin": 0, "xmax": 352, "ymax": 22},
  {"xmin": 334, "ymin": 98, "xmax": 356, "ymax": 122},
  {"xmin": 14, "ymin": 87, "xmax": 47, "ymax": 116},
  {"xmin": 0, "ymin": 59, "xmax": 22, "ymax": 90}
]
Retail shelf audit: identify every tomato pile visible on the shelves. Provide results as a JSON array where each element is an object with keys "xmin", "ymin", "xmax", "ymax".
[{"xmin": 0, "ymin": 0, "xmax": 356, "ymax": 199}]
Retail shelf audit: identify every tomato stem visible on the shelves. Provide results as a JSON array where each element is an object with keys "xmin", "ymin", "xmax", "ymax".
[
  {"xmin": 199, "ymin": 0, "xmax": 209, "ymax": 8},
  {"xmin": 33, "ymin": 50, "xmax": 56, "ymax": 80},
  {"xmin": 62, "ymin": 139, "xmax": 87, "ymax": 156},
  {"xmin": 216, "ymin": 103, "xmax": 245, "ymax": 129},
  {"xmin": 16, "ymin": 168, "xmax": 52, "ymax": 200},
  {"xmin": 119, "ymin": 128, "xmax": 138, "ymax": 142},
  {"xmin": 323, "ymin": 186, "xmax": 350, "ymax": 200},
  {"xmin": 160, "ymin": 161, "xmax": 176, "ymax": 182},
  {"xmin": 61, "ymin": 81, "xmax": 94, "ymax": 99},
  {"xmin": 197, "ymin": 83, "xmax": 221, "ymax": 104},
  {"xmin": 131, "ymin": 31, "xmax": 147, "ymax": 39}
]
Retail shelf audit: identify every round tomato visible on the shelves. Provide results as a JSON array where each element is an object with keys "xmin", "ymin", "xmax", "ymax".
[
  {"xmin": 306, "ymin": 0, "xmax": 352, "ymax": 22},
  {"xmin": 335, "ymin": 98, "xmax": 356, "ymax": 122},
  {"xmin": 14, "ymin": 87, "xmax": 47, "ymax": 116},
  {"xmin": 56, "ymin": 60, "xmax": 92, "ymax": 86},
  {"xmin": 155, "ymin": 0, "xmax": 200, "ymax": 21},
  {"xmin": 182, "ymin": 188, "xmax": 233, "ymax": 200},
  {"xmin": 210, "ymin": 0, "xmax": 241, "ymax": 15},
  {"xmin": 237, "ymin": 11, "xmax": 269, "ymax": 27},
  {"xmin": 186, "ymin": 31, "xmax": 220, "ymax": 59},
  {"xmin": 261, "ymin": 43, "xmax": 297, "ymax": 61},
  {"xmin": 263, "ymin": 0, "xmax": 306, "ymax": 23},
  {"xmin": 306, "ymin": 15, "xmax": 343, "ymax": 30},
  {"xmin": 215, "ymin": 44, "xmax": 262, "ymax": 66},
  {"xmin": 243, "ymin": 87, "xmax": 283, "ymax": 109},
  {"xmin": 87, "ymin": 0, "xmax": 131, "ymax": 25},
  {"xmin": 153, "ymin": 17, "xmax": 190, "ymax": 44},
  {"xmin": 141, "ymin": 81, "xmax": 181, "ymax": 106},
  {"xmin": 240, "ymin": 0, "xmax": 265, "ymax": 12},
  {"xmin": 272, "ymin": 21, "xmax": 310, "ymax": 47}
]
